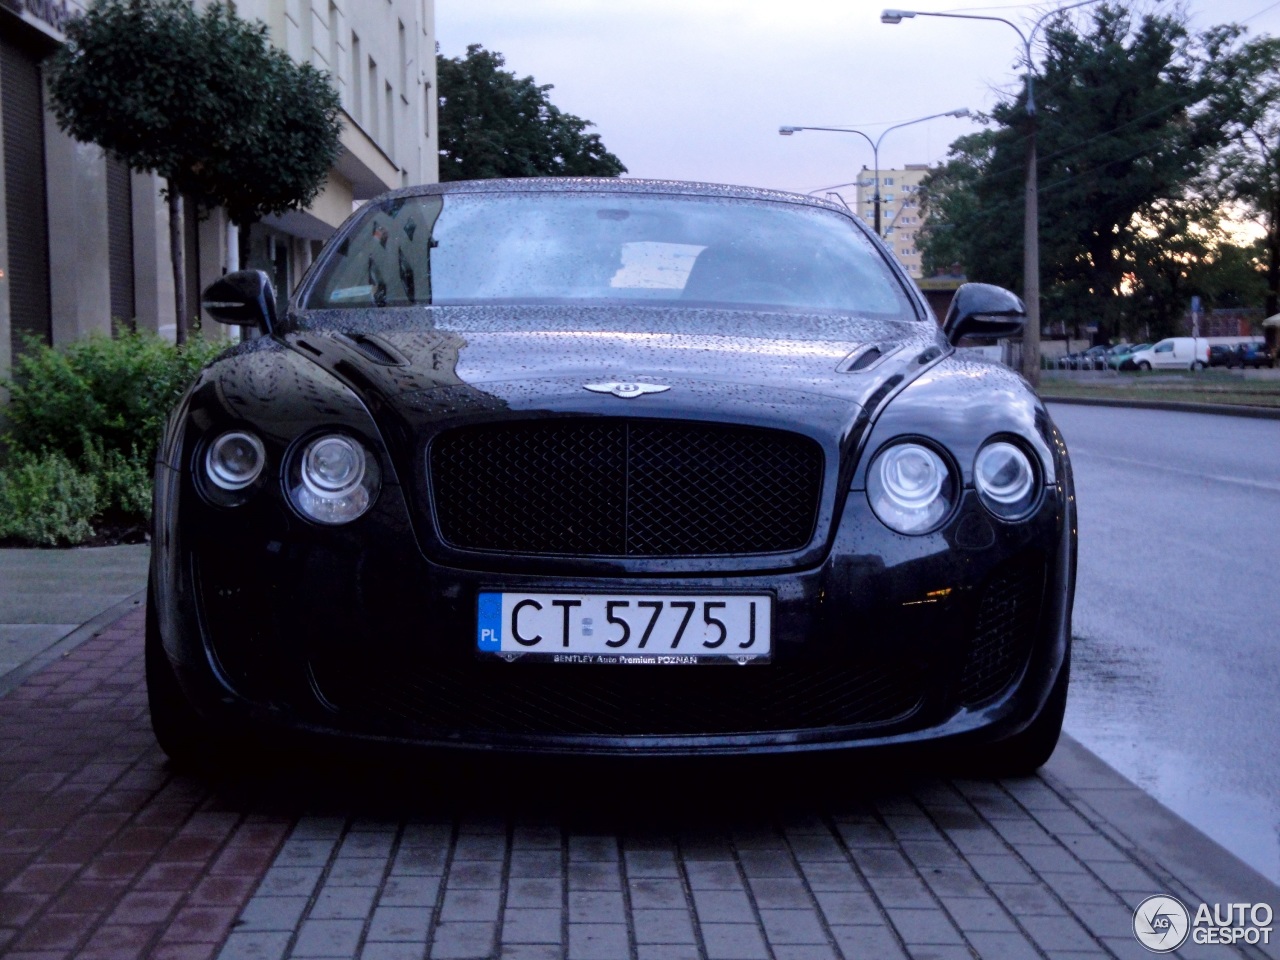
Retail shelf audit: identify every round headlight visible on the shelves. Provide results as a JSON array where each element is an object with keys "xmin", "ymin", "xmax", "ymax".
[
  {"xmin": 867, "ymin": 442, "xmax": 955, "ymax": 535},
  {"xmin": 289, "ymin": 434, "xmax": 380, "ymax": 524},
  {"xmin": 205, "ymin": 431, "xmax": 265, "ymax": 491},
  {"xmin": 974, "ymin": 441, "xmax": 1038, "ymax": 519}
]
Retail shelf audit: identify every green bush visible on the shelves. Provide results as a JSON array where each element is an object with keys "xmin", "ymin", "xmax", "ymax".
[
  {"xmin": 0, "ymin": 329, "xmax": 219, "ymax": 546},
  {"xmin": 0, "ymin": 450, "xmax": 99, "ymax": 546},
  {"xmin": 4, "ymin": 328, "xmax": 219, "ymax": 463}
]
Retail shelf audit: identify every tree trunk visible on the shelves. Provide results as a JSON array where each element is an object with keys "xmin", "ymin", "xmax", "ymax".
[{"xmin": 168, "ymin": 185, "xmax": 187, "ymax": 345}]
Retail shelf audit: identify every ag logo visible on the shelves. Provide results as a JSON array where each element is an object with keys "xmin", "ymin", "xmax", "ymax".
[
  {"xmin": 583, "ymin": 382, "xmax": 671, "ymax": 399},
  {"xmin": 1133, "ymin": 895, "xmax": 1190, "ymax": 952}
]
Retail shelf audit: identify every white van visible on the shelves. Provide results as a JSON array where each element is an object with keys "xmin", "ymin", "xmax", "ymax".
[{"xmin": 1128, "ymin": 337, "xmax": 1210, "ymax": 371}]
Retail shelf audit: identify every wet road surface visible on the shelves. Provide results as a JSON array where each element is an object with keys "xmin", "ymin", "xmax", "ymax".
[{"xmin": 1049, "ymin": 403, "xmax": 1280, "ymax": 884}]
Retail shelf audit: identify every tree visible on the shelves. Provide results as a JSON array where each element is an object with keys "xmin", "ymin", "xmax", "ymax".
[
  {"xmin": 919, "ymin": 5, "xmax": 1229, "ymax": 340},
  {"xmin": 48, "ymin": 0, "xmax": 342, "ymax": 341},
  {"xmin": 1202, "ymin": 27, "xmax": 1280, "ymax": 318},
  {"xmin": 437, "ymin": 44, "xmax": 626, "ymax": 181}
]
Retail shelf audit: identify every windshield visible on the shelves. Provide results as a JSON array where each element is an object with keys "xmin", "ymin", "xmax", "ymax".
[{"xmin": 305, "ymin": 192, "xmax": 917, "ymax": 318}]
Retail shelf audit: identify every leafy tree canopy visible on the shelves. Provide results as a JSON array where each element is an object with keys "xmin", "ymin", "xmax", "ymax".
[
  {"xmin": 919, "ymin": 4, "xmax": 1240, "ymax": 338},
  {"xmin": 48, "ymin": 0, "xmax": 342, "ymax": 226},
  {"xmin": 437, "ymin": 44, "xmax": 626, "ymax": 181}
]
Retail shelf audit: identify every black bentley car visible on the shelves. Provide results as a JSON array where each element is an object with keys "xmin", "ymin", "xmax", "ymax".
[{"xmin": 148, "ymin": 178, "xmax": 1076, "ymax": 773}]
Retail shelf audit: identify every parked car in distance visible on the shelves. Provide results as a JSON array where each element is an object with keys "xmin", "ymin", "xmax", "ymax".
[
  {"xmin": 147, "ymin": 177, "xmax": 1076, "ymax": 776},
  {"xmin": 1063, "ymin": 345, "xmax": 1109, "ymax": 370},
  {"xmin": 1128, "ymin": 337, "xmax": 1209, "ymax": 371},
  {"xmin": 1208, "ymin": 344, "xmax": 1237, "ymax": 368},
  {"xmin": 1111, "ymin": 344, "xmax": 1150, "ymax": 370},
  {"xmin": 1236, "ymin": 342, "xmax": 1275, "ymax": 369}
]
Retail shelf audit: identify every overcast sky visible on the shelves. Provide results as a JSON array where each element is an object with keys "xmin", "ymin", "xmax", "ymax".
[{"xmin": 436, "ymin": 0, "xmax": 1280, "ymax": 203}]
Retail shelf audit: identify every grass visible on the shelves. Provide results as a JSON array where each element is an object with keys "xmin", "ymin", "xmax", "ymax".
[{"xmin": 1037, "ymin": 369, "xmax": 1280, "ymax": 408}]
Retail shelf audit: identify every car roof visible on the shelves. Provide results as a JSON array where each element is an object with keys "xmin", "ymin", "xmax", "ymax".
[{"xmin": 369, "ymin": 177, "xmax": 852, "ymax": 217}]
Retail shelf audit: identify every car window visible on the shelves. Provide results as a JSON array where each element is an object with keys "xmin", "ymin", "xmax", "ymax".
[
  {"xmin": 1155, "ymin": 342, "xmax": 1172, "ymax": 352},
  {"xmin": 306, "ymin": 192, "xmax": 917, "ymax": 318}
]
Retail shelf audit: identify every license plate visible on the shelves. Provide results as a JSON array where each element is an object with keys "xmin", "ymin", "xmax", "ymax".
[{"xmin": 476, "ymin": 592, "xmax": 772, "ymax": 664}]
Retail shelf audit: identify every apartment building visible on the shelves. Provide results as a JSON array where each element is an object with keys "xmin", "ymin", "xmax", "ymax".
[
  {"xmin": 853, "ymin": 163, "xmax": 929, "ymax": 279},
  {"xmin": 0, "ymin": 0, "xmax": 437, "ymax": 385}
]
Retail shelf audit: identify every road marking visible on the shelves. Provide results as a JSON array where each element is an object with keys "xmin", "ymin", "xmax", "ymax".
[{"xmin": 1071, "ymin": 449, "xmax": 1280, "ymax": 493}]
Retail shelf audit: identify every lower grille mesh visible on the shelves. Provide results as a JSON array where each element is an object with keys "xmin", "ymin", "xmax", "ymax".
[
  {"xmin": 956, "ymin": 556, "xmax": 1046, "ymax": 706},
  {"xmin": 316, "ymin": 658, "xmax": 922, "ymax": 737},
  {"xmin": 429, "ymin": 419, "xmax": 823, "ymax": 556}
]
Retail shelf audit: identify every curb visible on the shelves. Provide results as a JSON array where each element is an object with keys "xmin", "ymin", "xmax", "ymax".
[
  {"xmin": 1042, "ymin": 394, "xmax": 1280, "ymax": 420},
  {"xmin": 0, "ymin": 587, "xmax": 146, "ymax": 700}
]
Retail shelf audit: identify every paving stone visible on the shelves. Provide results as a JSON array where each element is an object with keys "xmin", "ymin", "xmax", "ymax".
[
  {"xmin": 499, "ymin": 945, "xmax": 562, "ymax": 960},
  {"xmin": 309, "ymin": 885, "xmax": 377, "ymax": 920},
  {"xmin": 798, "ymin": 860, "xmax": 863, "ymax": 892},
  {"xmin": 501, "ymin": 907, "xmax": 561, "ymax": 945},
  {"xmin": 829, "ymin": 923, "xmax": 909, "ymax": 960},
  {"xmin": 748, "ymin": 876, "xmax": 812, "ymax": 909},
  {"xmin": 255, "ymin": 868, "xmax": 323, "ymax": 899},
  {"xmin": 813, "ymin": 889, "xmax": 878, "ymax": 925},
  {"xmin": 682, "ymin": 861, "xmax": 742, "ymax": 891},
  {"xmin": 508, "ymin": 851, "xmax": 560, "ymax": 879},
  {"xmin": 699, "ymin": 921, "xmax": 770, "ymax": 960},
  {"xmin": 430, "ymin": 921, "xmax": 495, "ymax": 959},
  {"xmin": 567, "ymin": 862, "xmax": 620, "ymax": 892},
  {"xmin": 691, "ymin": 888, "xmax": 755, "ymax": 923},
  {"xmin": 626, "ymin": 850, "xmax": 679, "ymax": 878},
  {"xmin": 566, "ymin": 922, "xmax": 629, "ymax": 960},
  {"xmin": 367, "ymin": 905, "xmax": 432, "ymax": 942},
  {"xmin": 771, "ymin": 945, "xmax": 840, "ymax": 960},
  {"xmin": 378, "ymin": 876, "xmax": 441, "ymax": 908},
  {"xmin": 440, "ymin": 889, "xmax": 500, "ymax": 923},
  {"xmin": 234, "ymin": 894, "xmax": 311, "ymax": 933},
  {"xmin": 291, "ymin": 918, "xmax": 365, "ymax": 957},
  {"xmin": 863, "ymin": 875, "xmax": 935, "ymax": 908},
  {"xmin": 359, "ymin": 944, "xmax": 427, "ymax": 960},
  {"xmin": 444, "ymin": 862, "xmax": 502, "ymax": 890},
  {"xmin": 885, "ymin": 905, "xmax": 966, "ymax": 945},
  {"xmin": 635, "ymin": 946, "xmax": 701, "ymax": 960},
  {"xmin": 568, "ymin": 890, "xmax": 625, "ymax": 924},
  {"xmin": 217, "ymin": 930, "xmax": 291, "ymax": 960},
  {"xmin": 989, "ymin": 882, "xmax": 1068, "ymax": 916},
  {"xmin": 939, "ymin": 895, "xmax": 1017, "ymax": 933},
  {"xmin": 965, "ymin": 854, "xmax": 1038, "ymax": 885},
  {"xmin": 919, "ymin": 868, "xmax": 987, "ymax": 899},
  {"xmin": 505, "ymin": 878, "xmax": 561, "ymax": 909},
  {"xmin": 631, "ymin": 907, "xmax": 696, "ymax": 944},
  {"xmin": 850, "ymin": 848, "xmax": 915, "ymax": 878},
  {"xmin": 758, "ymin": 907, "xmax": 828, "ymax": 945},
  {"xmin": 629, "ymin": 878, "xmax": 685, "ymax": 909}
]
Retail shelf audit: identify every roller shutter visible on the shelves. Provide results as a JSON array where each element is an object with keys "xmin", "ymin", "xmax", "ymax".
[{"xmin": 1, "ymin": 31, "xmax": 52, "ymax": 356}]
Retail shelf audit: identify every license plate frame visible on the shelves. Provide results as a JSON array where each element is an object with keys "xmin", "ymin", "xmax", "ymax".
[{"xmin": 476, "ymin": 591, "xmax": 773, "ymax": 665}]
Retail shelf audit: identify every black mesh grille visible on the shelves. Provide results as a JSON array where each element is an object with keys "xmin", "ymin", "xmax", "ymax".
[
  {"xmin": 956, "ymin": 557, "xmax": 1046, "ymax": 706},
  {"xmin": 430, "ymin": 420, "xmax": 823, "ymax": 556},
  {"xmin": 316, "ymin": 657, "xmax": 922, "ymax": 737}
]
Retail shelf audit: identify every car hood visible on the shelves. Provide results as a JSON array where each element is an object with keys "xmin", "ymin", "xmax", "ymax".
[{"xmin": 283, "ymin": 305, "xmax": 946, "ymax": 440}]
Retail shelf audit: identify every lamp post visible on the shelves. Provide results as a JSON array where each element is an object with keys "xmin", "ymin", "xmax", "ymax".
[
  {"xmin": 779, "ymin": 108, "xmax": 969, "ymax": 239},
  {"xmin": 882, "ymin": 1, "xmax": 1100, "ymax": 385}
]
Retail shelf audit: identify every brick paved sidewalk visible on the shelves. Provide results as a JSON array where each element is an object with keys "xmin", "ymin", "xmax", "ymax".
[{"xmin": 1, "ymin": 609, "xmax": 1276, "ymax": 960}]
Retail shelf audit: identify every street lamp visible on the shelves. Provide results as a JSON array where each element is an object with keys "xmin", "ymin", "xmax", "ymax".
[
  {"xmin": 882, "ymin": 0, "xmax": 1101, "ymax": 385},
  {"xmin": 778, "ymin": 108, "xmax": 970, "ymax": 238}
]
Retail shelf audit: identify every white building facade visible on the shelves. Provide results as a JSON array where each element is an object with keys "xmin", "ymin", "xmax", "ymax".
[{"xmin": 0, "ymin": 0, "xmax": 437, "ymax": 387}]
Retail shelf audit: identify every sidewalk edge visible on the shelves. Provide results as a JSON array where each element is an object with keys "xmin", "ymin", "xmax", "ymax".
[
  {"xmin": 1042, "ymin": 394, "xmax": 1280, "ymax": 419},
  {"xmin": 0, "ymin": 588, "xmax": 146, "ymax": 700},
  {"xmin": 1047, "ymin": 734, "xmax": 1280, "ymax": 931}
]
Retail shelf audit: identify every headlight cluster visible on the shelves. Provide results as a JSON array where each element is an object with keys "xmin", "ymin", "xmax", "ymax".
[
  {"xmin": 199, "ymin": 429, "xmax": 380, "ymax": 524},
  {"xmin": 866, "ymin": 438, "xmax": 1040, "ymax": 535}
]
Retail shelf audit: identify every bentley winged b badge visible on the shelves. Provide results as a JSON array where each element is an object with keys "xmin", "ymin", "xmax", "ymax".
[{"xmin": 583, "ymin": 382, "xmax": 671, "ymax": 399}]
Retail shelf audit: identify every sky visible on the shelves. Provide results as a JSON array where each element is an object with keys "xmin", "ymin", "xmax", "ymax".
[{"xmin": 435, "ymin": 0, "xmax": 1280, "ymax": 205}]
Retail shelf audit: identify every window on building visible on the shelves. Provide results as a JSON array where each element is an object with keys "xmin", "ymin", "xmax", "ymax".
[
  {"xmin": 351, "ymin": 33, "xmax": 363, "ymax": 121},
  {"xmin": 328, "ymin": 2, "xmax": 339, "ymax": 73},
  {"xmin": 883, "ymin": 194, "xmax": 893, "ymax": 202},
  {"xmin": 398, "ymin": 20, "xmax": 407, "ymax": 96},
  {"xmin": 385, "ymin": 81, "xmax": 394, "ymax": 148},
  {"xmin": 368, "ymin": 56, "xmax": 378, "ymax": 137},
  {"xmin": 884, "ymin": 178, "xmax": 894, "ymax": 186}
]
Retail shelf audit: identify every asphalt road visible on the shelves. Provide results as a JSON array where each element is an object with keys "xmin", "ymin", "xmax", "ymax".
[{"xmin": 1049, "ymin": 402, "xmax": 1280, "ymax": 885}]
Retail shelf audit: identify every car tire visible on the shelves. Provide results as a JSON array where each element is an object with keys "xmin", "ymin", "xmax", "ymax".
[
  {"xmin": 145, "ymin": 584, "xmax": 227, "ymax": 770},
  {"xmin": 1193, "ymin": 361, "xmax": 1206, "ymax": 371},
  {"xmin": 1138, "ymin": 361, "xmax": 1151, "ymax": 371},
  {"xmin": 980, "ymin": 654, "xmax": 1070, "ymax": 776}
]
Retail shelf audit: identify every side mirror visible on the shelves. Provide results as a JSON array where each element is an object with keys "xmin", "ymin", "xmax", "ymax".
[
  {"xmin": 942, "ymin": 282, "xmax": 1026, "ymax": 345},
  {"xmin": 201, "ymin": 270, "xmax": 277, "ymax": 333}
]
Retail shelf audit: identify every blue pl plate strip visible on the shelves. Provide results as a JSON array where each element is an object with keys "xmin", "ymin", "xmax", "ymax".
[{"xmin": 476, "ymin": 592, "xmax": 502, "ymax": 651}]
